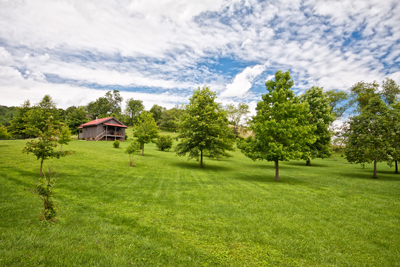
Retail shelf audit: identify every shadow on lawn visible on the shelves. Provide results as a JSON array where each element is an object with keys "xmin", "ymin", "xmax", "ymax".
[
  {"xmin": 338, "ymin": 168, "xmax": 400, "ymax": 181},
  {"xmin": 171, "ymin": 161, "xmax": 232, "ymax": 171}
]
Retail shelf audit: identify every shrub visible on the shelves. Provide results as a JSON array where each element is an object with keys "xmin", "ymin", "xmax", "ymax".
[
  {"xmin": 156, "ymin": 135, "xmax": 173, "ymax": 151},
  {"xmin": 113, "ymin": 140, "xmax": 120, "ymax": 148},
  {"xmin": 125, "ymin": 140, "xmax": 140, "ymax": 166}
]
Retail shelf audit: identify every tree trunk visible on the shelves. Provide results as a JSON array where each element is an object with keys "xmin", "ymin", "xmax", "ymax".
[
  {"xmin": 200, "ymin": 150, "xmax": 203, "ymax": 168},
  {"xmin": 334, "ymin": 152, "xmax": 337, "ymax": 161},
  {"xmin": 275, "ymin": 160, "xmax": 279, "ymax": 182},
  {"xmin": 306, "ymin": 159, "xmax": 311, "ymax": 166},
  {"xmin": 395, "ymin": 160, "xmax": 398, "ymax": 174},
  {"xmin": 60, "ymin": 144, "xmax": 63, "ymax": 152},
  {"xmin": 40, "ymin": 158, "xmax": 44, "ymax": 177},
  {"xmin": 141, "ymin": 143, "xmax": 144, "ymax": 156}
]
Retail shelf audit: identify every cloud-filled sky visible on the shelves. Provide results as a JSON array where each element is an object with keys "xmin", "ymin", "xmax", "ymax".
[{"xmin": 1, "ymin": 0, "xmax": 399, "ymax": 111}]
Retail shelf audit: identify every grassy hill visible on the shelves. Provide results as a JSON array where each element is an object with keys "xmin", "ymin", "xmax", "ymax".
[{"xmin": 0, "ymin": 137, "xmax": 399, "ymax": 266}]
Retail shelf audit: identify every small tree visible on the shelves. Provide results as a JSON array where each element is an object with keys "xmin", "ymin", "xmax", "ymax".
[
  {"xmin": 125, "ymin": 140, "xmax": 141, "ymax": 166},
  {"xmin": 0, "ymin": 123, "xmax": 10, "ymax": 139},
  {"xmin": 26, "ymin": 164, "xmax": 59, "ymax": 222},
  {"xmin": 58, "ymin": 125, "xmax": 72, "ymax": 152},
  {"xmin": 176, "ymin": 86, "xmax": 234, "ymax": 168},
  {"xmin": 113, "ymin": 140, "xmax": 120, "ymax": 148},
  {"xmin": 133, "ymin": 112, "xmax": 159, "ymax": 156},
  {"xmin": 156, "ymin": 135, "xmax": 173, "ymax": 151},
  {"xmin": 23, "ymin": 120, "xmax": 71, "ymax": 176}
]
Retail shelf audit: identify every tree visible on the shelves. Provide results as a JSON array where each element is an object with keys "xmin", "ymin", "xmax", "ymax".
[
  {"xmin": 65, "ymin": 106, "xmax": 89, "ymax": 135},
  {"xmin": 300, "ymin": 86, "xmax": 335, "ymax": 165},
  {"xmin": 386, "ymin": 102, "xmax": 400, "ymax": 173},
  {"xmin": 160, "ymin": 105, "xmax": 185, "ymax": 131},
  {"xmin": 105, "ymin": 90, "xmax": 123, "ymax": 115},
  {"xmin": 9, "ymin": 100, "xmax": 31, "ymax": 139},
  {"xmin": 87, "ymin": 97, "xmax": 112, "ymax": 119},
  {"xmin": 149, "ymin": 104, "xmax": 166, "ymax": 125},
  {"xmin": 0, "ymin": 123, "xmax": 10, "ymax": 139},
  {"xmin": 175, "ymin": 86, "xmax": 234, "ymax": 168},
  {"xmin": 25, "ymin": 95, "xmax": 60, "ymax": 137},
  {"xmin": 133, "ymin": 111, "xmax": 159, "ymax": 156},
  {"xmin": 57, "ymin": 125, "xmax": 72, "ymax": 152},
  {"xmin": 23, "ymin": 119, "xmax": 71, "ymax": 176},
  {"xmin": 381, "ymin": 78, "xmax": 400, "ymax": 106},
  {"xmin": 125, "ymin": 140, "xmax": 141, "ymax": 166},
  {"xmin": 125, "ymin": 98, "xmax": 144, "ymax": 126},
  {"xmin": 325, "ymin": 90, "xmax": 349, "ymax": 118},
  {"xmin": 225, "ymin": 103, "xmax": 250, "ymax": 137},
  {"xmin": 238, "ymin": 70, "xmax": 315, "ymax": 181},
  {"xmin": 344, "ymin": 97, "xmax": 391, "ymax": 178},
  {"xmin": 156, "ymin": 135, "xmax": 173, "ymax": 151},
  {"xmin": 349, "ymin": 81, "xmax": 380, "ymax": 111}
]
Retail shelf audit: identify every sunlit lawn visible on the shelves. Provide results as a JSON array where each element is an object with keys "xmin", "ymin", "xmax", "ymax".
[{"xmin": 0, "ymin": 134, "xmax": 399, "ymax": 266}]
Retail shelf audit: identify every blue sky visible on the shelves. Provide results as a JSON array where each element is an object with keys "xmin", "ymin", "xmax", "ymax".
[{"xmin": 0, "ymin": 0, "xmax": 399, "ymax": 113}]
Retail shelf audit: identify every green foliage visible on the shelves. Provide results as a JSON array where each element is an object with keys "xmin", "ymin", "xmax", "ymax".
[
  {"xmin": 23, "ymin": 120, "xmax": 72, "ymax": 176},
  {"xmin": 105, "ymin": 90, "xmax": 123, "ymax": 115},
  {"xmin": 238, "ymin": 70, "xmax": 316, "ymax": 181},
  {"xmin": 160, "ymin": 105, "xmax": 185, "ymax": 131},
  {"xmin": 156, "ymin": 135, "xmax": 173, "ymax": 151},
  {"xmin": 300, "ymin": 86, "xmax": 335, "ymax": 165},
  {"xmin": 27, "ymin": 165, "xmax": 59, "ymax": 222},
  {"xmin": 113, "ymin": 140, "xmax": 120, "ymax": 148},
  {"xmin": 86, "ymin": 90, "xmax": 123, "ymax": 120},
  {"xmin": 224, "ymin": 102, "xmax": 250, "ymax": 137},
  {"xmin": 381, "ymin": 77, "xmax": 400, "ymax": 105},
  {"xmin": 125, "ymin": 98, "xmax": 144, "ymax": 126},
  {"xmin": 149, "ymin": 104, "xmax": 166, "ymax": 125},
  {"xmin": 325, "ymin": 89, "xmax": 349, "ymax": 118},
  {"xmin": 0, "ymin": 105, "xmax": 18, "ymax": 127},
  {"xmin": 0, "ymin": 123, "xmax": 11, "ymax": 139},
  {"xmin": 175, "ymin": 86, "xmax": 234, "ymax": 168},
  {"xmin": 344, "ymin": 97, "xmax": 391, "ymax": 178},
  {"xmin": 133, "ymin": 111, "xmax": 159, "ymax": 155},
  {"xmin": 8, "ymin": 100, "xmax": 31, "ymax": 139},
  {"xmin": 349, "ymin": 81, "xmax": 380, "ymax": 111},
  {"xmin": 125, "ymin": 140, "xmax": 141, "ymax": 166},
  {"xmin": 58, "ymin": 125, "xmax": 73, "ymax": 152},
  {"xmin": 65, "ymin": 106, "xmax": 89, "ymax": 135},
  {"xmin": 25, "ymin": 95, "xmax": 60, "ymax": 137}
]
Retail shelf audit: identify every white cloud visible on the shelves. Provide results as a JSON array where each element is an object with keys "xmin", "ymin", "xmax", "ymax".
[{"xmin": 221, "ymin": 63, "xmax": 269, "ymax": 98}]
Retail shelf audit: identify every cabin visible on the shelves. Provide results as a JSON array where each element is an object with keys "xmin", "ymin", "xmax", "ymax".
[{"xmin": 78, "ymin": 117, "xmax": 127, "ymax": 141}]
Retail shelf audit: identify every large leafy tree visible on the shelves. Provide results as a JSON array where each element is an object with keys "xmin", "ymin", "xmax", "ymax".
[
  {"xmin": 300, "ymin": 86, "xmax": 335, "ymax": 165},
  {"xmin": 9, "ymin": 100, "xmax": 31, "ymax": 139},
  {"xmin": 175, "ymin": 86, "xmax": 234, "ymax": 168},
  {"xmin": 381, "ymin": 78, "xmax": 400, "ymax": 106},
  {"xmin": 133, "ymin": 111, "xmax": 159, "ymax": 156},
  {"xmin": 160, "ymin": 105, "xmax": 185, "ymax": 131},
  {"xmin": 344, "ymin": 97, "xmax": 391, "ymax": 178},
  {"xmin": 25, "ymin": 95, "xmax": 60, "ymax": 137},
  {"xmin": 125, "ymin": 98, "xmax": 144, "ymax": 126},
  {"xmin": 238, "ymin": 70, "xmax": 315, "ymax": 181},
  {"xmin": 325, "ymin": 90, "xmax": 349, "ymax": 118},
  {"xmin": 65, "ymin": 106, "xmax": 89, "ymax": 135},
  {"xmin": 86, "ymin": 97, "xmax": 112, "ymax": 119},
  {"xmin": 105, "ymin": 90, "xmax": 123, "ymax": 115}
]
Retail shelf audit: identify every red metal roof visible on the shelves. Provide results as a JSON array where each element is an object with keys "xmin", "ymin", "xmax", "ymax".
[{"xmin": 103, "ymin": 123, "xmax": 127, "ymax": 128}]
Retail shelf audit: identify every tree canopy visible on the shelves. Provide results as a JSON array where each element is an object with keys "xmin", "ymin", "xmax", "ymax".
[
  {"xmin": 238, "ymin": 70, "xmax": 316, "ymax": 181},
  {"xmin": 133, "ymin": 111, "xmax": 159, "ymax": 156},
  {"xmin": 175, "ymin": 86, "xmax": 234, "ymax": 168},
  {"xmin": 125, "ymin": 98, "xmax": 144, "ymax": 126}
]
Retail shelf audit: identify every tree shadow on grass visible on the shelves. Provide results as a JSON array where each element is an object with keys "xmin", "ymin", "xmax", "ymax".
[
  {"xmin": 285, "ymin": 161, "xmax": 330, "ymax": 168},
  {"xmin": 171, "ymin": 161, "xmax": 233, "ymax": 172},
  {"xmin": 338, "ymin": 169, "xmax": 400, "ymax": 181}
]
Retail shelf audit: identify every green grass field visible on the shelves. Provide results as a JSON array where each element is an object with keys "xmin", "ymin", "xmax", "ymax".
[{"xmin": 1, "ymin": 135, "xmax": 399, "ymax": 266}]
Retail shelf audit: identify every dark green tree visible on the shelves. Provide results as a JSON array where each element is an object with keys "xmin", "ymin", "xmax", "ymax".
[
  {"xmin": 25, "ymin": 95, "xmax": 60, "ymax": 137},
  {"xmin": 238, "ymin": 70, "xmax": 315, "ymax": 181},
  {"xmin": 86, "ymin": 97, "xmax": 112, "ymax": 119},
  {"xmin": 160, "ymin": 105, "xmax": 185, "ymax": 131},
  {"xmin": 344, "ymin": 97, "xmax": 391, "ymax": 178},
  {"xmin": 9, "ymin": 100, "xmax": 31, "ymax": 139},
  {"xmin": 175, "ymin": 86, "xmax": 234, "ymax": 168},
  {"xmin": 65, "ymin": 106, "xmax": 89, "ymax": 135},
  {"xmin": 133, "ymin": 111, "xmax": 159, "ymax": 156},
  {"xmin": 156, "ymin": 135, "xmax": 173, "ymax": 151},
  {"xmin": 300, "ymin": 86, "xmax": 335, "ymax": 165}
]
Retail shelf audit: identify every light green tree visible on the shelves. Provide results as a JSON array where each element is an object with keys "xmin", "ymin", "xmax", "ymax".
[
  {"xmin": 125, "ymin": 140, "xmax": 141, "ymax": 166},
  {"xmin": 133, "ymin": 111, "xmax": 159, "ymax": 156},
  {"xmin": 300, "ymin": 86, "xmax": 335, "ymax": 165},
  {"xmin": 25, "ymin": 95, "xmax": 60, "ymax": 137},
  {"xmin": 175, "ymin": 86, "xmax": 234, "ymax": 168},
  {"xmin": 225, "ymin": 102, "xmax": 250, "ymax": 137},
  {"xmin": 0, "ymin": 123, "xmax": 10, "ymax": 139},
  {"xmin": 238, "ymin": 70, "xmax": 316, "ymax": 181},
  {"xmin": 58, "ymin": 125, "xmax": 73, "ymax": 152},
  {"xmin": 125, "ymin": 98, "xmax": 144, "ymax": 126},
  {"xmin": 325, "ymin": 90, "xmax": 349, "ymax": 118}
]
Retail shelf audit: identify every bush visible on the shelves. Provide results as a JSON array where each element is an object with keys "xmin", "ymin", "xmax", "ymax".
[
  {"xmin": 113, "ymin": 140, "xmax": 120, "ymax": 148},
  {"xmin": 156, "ymin": 135, "xmax": 173, "ymax": 151},
  {"xmin": 125, "ymin": 140, "xmax": 141, "ymax": 166}
]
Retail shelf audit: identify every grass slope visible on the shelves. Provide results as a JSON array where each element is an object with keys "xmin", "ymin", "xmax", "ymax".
[{"xmin": 0, "ymin": 137, "xmax": 399, "ymax": 266}]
